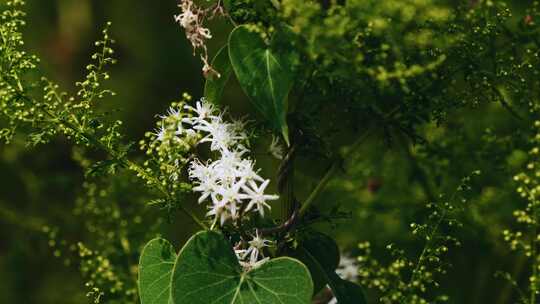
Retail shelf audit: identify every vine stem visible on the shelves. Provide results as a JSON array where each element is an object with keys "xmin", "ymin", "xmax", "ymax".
[
  {"xmin": 298, "ymin": 159, "xmax": 340, "ymax": 217},
  {"xmin": 299, "ymin": 107, "xmax": 400, "ymax": 218}
]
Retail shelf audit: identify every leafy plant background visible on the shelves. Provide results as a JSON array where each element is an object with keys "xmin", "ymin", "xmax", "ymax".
[{"xmin": 0, "ymin": 0, "xmax": 536, "ymax": 303}]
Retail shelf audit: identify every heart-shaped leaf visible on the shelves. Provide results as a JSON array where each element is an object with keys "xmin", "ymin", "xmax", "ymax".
[
  {"xmin": 138, "ymin": 238, "xmax": 177, "ymax": 304},
  {"xmin": 204, "ymin": 45, "xmax": 232, "ymax": 105},
  {"xmin": 170, "ymin": 230, "xmax": 313, "ymax": 304},
  {"xmin": 228, "ymin": 25, "xmax": 294, "ymax": 145}
]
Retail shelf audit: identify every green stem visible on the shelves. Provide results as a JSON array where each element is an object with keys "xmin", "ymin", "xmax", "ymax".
[
  {"xmin": 406, "ymin": 209, "xmax": 446, "ymax": 298},
  {"xmin": 210, "ymin": 216, "xmax": 218, "ymax": 231},
  {"xmin": 401, "ymin": 137, "xmax": 435, "ymax": 203},
  {"xmin": 0, "ymin": 202, "xmax": 46, "ymax": 232},
  {"xmin": 496, "ymin": 255, "xmax": 528, "ymax": 304},
  {"xmin": 299, "ymin": 107, "xmax": 400, "ymax": 218},
  {"xmin": 299, "ymin": 127, "xmax": 373, "ymax": 217},
  {"xmin": 279, "ymin": 145, "xmax": 296, "ymax": 222},
  {"xmin": 299, "ymin": 161, "xmax": 339, "ymax": 217}
]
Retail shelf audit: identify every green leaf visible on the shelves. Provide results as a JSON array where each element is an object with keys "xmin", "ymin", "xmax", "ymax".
[
  {"xmin": 289, "ymin": 232, "xmax": 340, "ymax": 294},
  {"xmin": 138, "ymin": 238, "xmax": 177, "ymax": 304},
  {"xmin": 293, "ymin": 233, "xmax": 367, "ymax": 304},
  {"xmin": 204, "ymin": 45, "xmax": 233, "ymax": 104},
  {"xmin": 228, "ymin": 25, "xmax": 294, "ymax": 145},
  {"xmin": 170, "ymin": 231, "xmax": 313, "ymax": 304},
  {"xmin": 327, "ymin": 278, "xmax": 367, "ymax": 304},
  {"xmin": 302, "ymin": 232, "xmax": 340, "ymax": 273}
]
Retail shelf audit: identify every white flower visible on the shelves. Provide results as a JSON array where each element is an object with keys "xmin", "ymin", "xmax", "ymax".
[
  {"xmin": 205, "ymin": 198, "xmax": 230, "ymax": 226},
  {"xmin": 234, "ymin": 246, "xmax": 247, "ymax": 262},
  {"xmin": 211, "ymin": 184, "xmax": 242, "ymax": 219},
  {"xmin": 159, "ymin": 106, "xmax": 181, "ymax": 120},
  {"xmin": 229, "ymin": 118, "xmax": 249, "ymax": 141},
  {"xmin": 242, "ymin": 232, "xmax": 272, "ymax": 265},
  {"xmin": 239, "ymin": 180, "xmax": 279, "ymax": 217},
  {"xmin": 178, "ymin": 98, "xmax": 280, "ymax": 226},
  {"xmin": 236, "ymin": 160, "xmax": 264, "ymax": 184},
  {"xmin": 268, "ymin": 135, "xmax": 284, "ymax": 160},
  {"xmin": 336, "ymin": 254, "xmax": 359, "ymax": 282},
  {"xmin": 174, "ymin": 0, "xmax": 212, "ymax": 49},
  {"xmin": 183, "ymin": 99, "xmax": 217, "ymax": 124},
  {"xmin": 153, "ymin": 124, "xmax": 166, "ymax": 142},
  {"xmin": 194, "ymin": 119, "xmax": 233, "ymax": 151},
  {"xmin": 190, "ymin": 159, "xmax": 234, "ymax": 205},
  {"xmin": 174, "ymin": 3, "xmax": 197, "ymax": 28},
  {"xmin": 197, "ymin": 26, "xmax": 212, "ymax": 39}
]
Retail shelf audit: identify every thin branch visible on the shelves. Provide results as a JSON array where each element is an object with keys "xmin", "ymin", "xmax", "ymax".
[
  {"xmin": 259, "ymin": 202, "xmax": 299, "ymax": 236},
  {"xmin": 0, "ymin": 202, "xmax": 46, "ymax": 232},
  {"xmin": 299, "ymin": 107, "xmax": 400, "ymax": 217},
  {"xmin": 10, "ymin": 89, "xmax": 209, "ymax": 230}
]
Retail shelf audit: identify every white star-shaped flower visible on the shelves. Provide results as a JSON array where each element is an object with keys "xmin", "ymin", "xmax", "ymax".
[
  {"xmin": 242, "ymin": 232, "xmax": 272, "ymax": 265},
  {"xmin": 239, "ymin": 180, "xmax": 279, "ymax": 217}
]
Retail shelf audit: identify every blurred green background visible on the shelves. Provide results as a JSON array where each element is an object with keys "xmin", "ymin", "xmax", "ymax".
[{"xmin": 0, "ymin": 1, "xmax": 534, "ymax": 303}]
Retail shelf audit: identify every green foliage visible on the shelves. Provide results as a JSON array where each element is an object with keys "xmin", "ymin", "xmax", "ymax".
[
  {"xmin": 169, "ymin": 231, "xmax": 313, "ymax": 304},
  {"xmin": 0, "ymin": 0, "xmax": 40, "ymax": 143},
  {"xmin": 138, "ymin": 238, "xmax": 176, "ymax": 304},
  {"xmin": 228, "ymin": 25, "xmax": 294, "ymax": 144},
  {"xmin": 3, "ymin": 0, "xmax": 540, "ymax": 303},
  {"xmin": 204, "ymin": 45, "xmax": 232, "ymax": 104},
  {"xmin": 289, "ymin": 232, "xmax": 340, "ymax": 294},
  {"xmin": 501, "ymin": 121, "xmax": 540, "ymax": 303},
  {"xmin": 1, "ymin": 4, "xmax": 122, "ymax": 149},
  {"xmin": 355, "ymin": 172, "xmax": 480, "ymax": 303}
]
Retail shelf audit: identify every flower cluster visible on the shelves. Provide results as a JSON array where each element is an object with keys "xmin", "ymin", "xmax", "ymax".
[
  {"xmin": 150, "ymin": 98, "xmax": 278, "ymax": 267},
  {"xmin": 184, "ymin": 100, "xmax": 279, "ymax": 226},
  {"xmin": 152, "ymin": 98, "xmax": 279, "ymax": 227},
  {"xmin": 174, "ymin": 0, "xmax": 223, "ymax": 77},
  {"xmin": 234, "ymin": 231, "xmax": 272, "ymax": 270}
]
